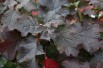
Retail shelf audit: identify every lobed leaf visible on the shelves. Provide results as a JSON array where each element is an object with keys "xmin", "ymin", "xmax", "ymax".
[{"xmin": 52, "ymin": 23, "xmax": 101, "ymax": 56}]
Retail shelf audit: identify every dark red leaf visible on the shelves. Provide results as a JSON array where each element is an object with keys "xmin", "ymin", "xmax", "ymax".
[
  {"xmin": 0, "ymin": 0, "xmax": 5, "ymax": 3},
  {"xmin": 0, "ymin": 30, "xmax": 21, "ymax": 60}
]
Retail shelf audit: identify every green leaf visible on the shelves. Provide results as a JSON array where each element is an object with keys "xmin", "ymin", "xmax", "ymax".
[
  {"xmin": 0, "ymin": 57, "xmax": 7, "ymax": 68},
  {"xmin": 4, "ymin": 61, "xmax": 19, "ymax": 68},
  {"xmin": 74, "ymin": 1, "xmax": 80, "ymax": 8},
  {"xmin": 100, "ymin": 32, "xmax": 103, "ymax": 38}
]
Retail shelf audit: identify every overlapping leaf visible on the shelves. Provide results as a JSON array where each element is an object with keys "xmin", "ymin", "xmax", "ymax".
[
  {"xmin": 0, "ymin": 28, "xmax": 21, "ymax": 60},
  {"xmin": 38, "ymin": 0, "xmax": 69, "ymax": 16},
  {"xmin": 51, "ymin": 23, "xmax": 101, "ymax": 56},
  {"xmin": 62, "ymin": 59, "xmax": 90, "ymax": 68},
  {"xmin": 1, "ymin": 0, "xmax": 103, "ymax": 68},
  {"xmin": 39, "ymin": 10, "xmax": 66, "ymax": 40},
  {"xmin": 4, "ymin": 0, "xmax": 36, "ymax": 11},
  {"xmin": 0, "ymin": 4, "xmax": 6, "ymax": 14},
  {"xmin": 90, "ymin": 50, "xmax": 103, "ymax": 68},
  {"xmin": 17, "ymin": 36, "xmax": 44, "ymax": 68},
  {"xmin": 16, "ymin": 0, "xmax": 36, "ymax": 11},
  {"xmin": 1, "ymin": 10, "xmax": 46, "ymax": 36},
  {"xmin": 38, "ymin": 0, "xmax": 68, "ymax": 11},
  {"xmin": 90, "ymin": 0, "xmax": 103, "ymax": 8}
]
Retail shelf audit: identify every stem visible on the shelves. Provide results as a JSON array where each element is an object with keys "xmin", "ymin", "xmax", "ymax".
[{"xmin": 44, "ymin": 46, "xmax": 47, "ymax": 59}]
